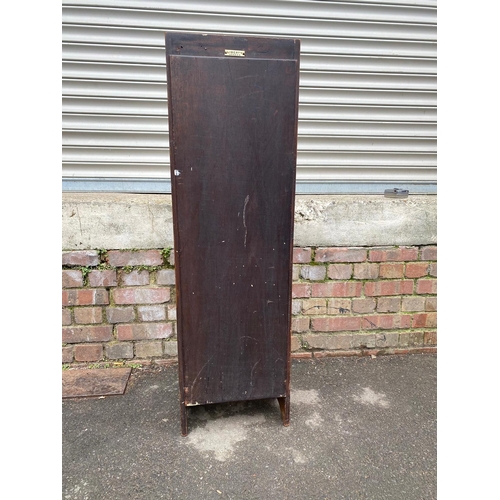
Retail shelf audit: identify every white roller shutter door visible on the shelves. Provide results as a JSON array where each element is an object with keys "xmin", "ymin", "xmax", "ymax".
[{"xmin": 62, "ymin": 0, "xmax": 437, "ymax": 193}]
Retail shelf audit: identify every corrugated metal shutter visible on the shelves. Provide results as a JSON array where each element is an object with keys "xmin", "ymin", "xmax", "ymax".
[{"xmin": 62, "ymin": 0, "xmax": 437, "ymax": 194}]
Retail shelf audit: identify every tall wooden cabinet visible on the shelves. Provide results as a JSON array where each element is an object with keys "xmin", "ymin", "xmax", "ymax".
[{"xmin": 165, "ymin": 32, "xmax": 300, "ymax": 435}]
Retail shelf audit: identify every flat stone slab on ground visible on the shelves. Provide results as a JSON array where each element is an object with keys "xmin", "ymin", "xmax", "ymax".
[{"xmin": 62, "ymin": 368, "xmax": 131, "ymax": 398}]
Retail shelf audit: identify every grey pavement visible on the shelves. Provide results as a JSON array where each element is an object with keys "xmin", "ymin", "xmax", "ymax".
[{"xmin": 62, "ymin": 354, "xmax": 436, "ymax": 500}]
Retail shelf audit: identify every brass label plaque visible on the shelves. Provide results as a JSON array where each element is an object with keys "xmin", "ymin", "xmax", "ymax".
[{"xmin": 224, "ymin": 49, "xmax": 245, "ymax": 57}]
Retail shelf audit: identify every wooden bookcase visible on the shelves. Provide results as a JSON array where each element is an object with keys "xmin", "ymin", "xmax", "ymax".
[{"xmin": 165, "ymin": 32, "xmax": 300, "ymax": 435}]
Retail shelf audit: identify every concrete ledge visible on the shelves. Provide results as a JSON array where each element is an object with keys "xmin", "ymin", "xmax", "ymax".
[
  {"xmin": 294, "ymin": 194, "xmax": 436, "ymax": 247},
  {"xmin": 62, "ymin": 193, "xmax": 173, "ymax": 250},
  {"xmin": 62, "ymin": 193, "xmax": 436, "ymax": 249}
]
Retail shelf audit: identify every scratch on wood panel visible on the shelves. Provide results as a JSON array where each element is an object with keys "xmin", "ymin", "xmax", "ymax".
[
  {"xmin": 237, "ymin": 90, "xmax": 263, "ymax": 100},
  {"xmin": 240, "ymin": 336, "xmax": 259, "ymax": 355},
  {"xmin": 236, "ymin": 74, "xmax": 257, "ymax": 81},
  {"xmin": 240, "ymin": 336, "xmax": 259, "ymax": 343},
  {"xmin": 189, "ymin": 356, "xmax": 213, "ymax": 393},
  {"xmin": 243, "ymin": 195, "xmax": 249, "ymax": 247},
  {"xmin": 250, "ymin": 360, "xmax": 260, "ymax": 387}
]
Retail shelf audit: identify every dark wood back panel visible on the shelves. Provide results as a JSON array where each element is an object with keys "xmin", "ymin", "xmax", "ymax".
[{"xmin": 166, "ymin": 33, "xmax": 300, "ymax": 406}]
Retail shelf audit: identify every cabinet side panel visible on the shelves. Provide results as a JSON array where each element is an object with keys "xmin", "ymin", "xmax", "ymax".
[{"xmin": 169, "ymin": 55, "xmax": 297, "ymax": 405}]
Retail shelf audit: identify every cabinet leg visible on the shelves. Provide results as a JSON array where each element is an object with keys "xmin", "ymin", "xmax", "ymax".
[
  {"xmin": 277, "ymin": 396, "xmax": 290, "ymax": 427},
  {"xmin": 180, "ymin": 402, "xmax": 188, "ymax": 436}
]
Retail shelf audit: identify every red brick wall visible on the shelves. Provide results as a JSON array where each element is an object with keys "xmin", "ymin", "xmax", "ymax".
[{"xmin": 62, "ymin": 246, "xmax": 437, "ymax": 365}]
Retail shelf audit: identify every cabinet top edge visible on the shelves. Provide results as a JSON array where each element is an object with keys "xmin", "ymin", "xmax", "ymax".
[{"xmin": 165, "ymin": 32, "xmax": 300, "ymax": 61}]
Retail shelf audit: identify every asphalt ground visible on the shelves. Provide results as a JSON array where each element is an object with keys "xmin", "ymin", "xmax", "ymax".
[{"xmin": 62, "ymin": 353, "xmax": 437, "ymax": 500}]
